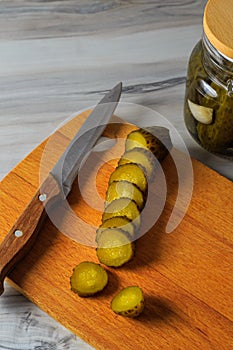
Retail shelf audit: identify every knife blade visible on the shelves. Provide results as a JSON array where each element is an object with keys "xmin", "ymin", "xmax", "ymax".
[{"xmin": 0, "ymin": 82, "xmax": 122, "ymax": 295}]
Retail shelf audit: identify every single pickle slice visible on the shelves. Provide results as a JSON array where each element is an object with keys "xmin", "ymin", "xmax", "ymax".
[
  {"xmin": 96, "ymin": 228, "xmax": 135, "ymax": 267},
  {"xmin": 109, "ymin": 163, "xmax": 147, "ymax": 193},
  {"xmin": 111, "ymin": 286, "xmax": 144, "ymax": 317},
  {"xmin": 102, "ymin": 198, "xmax": 141, "ymax": 231},
  {"xmin": 97, "ymin": 216, "xmax": 135, "ymax": 242},
  {"xmin": 70, "ymin": 261, "xmax": 108, "ymax": 297},
  {"xmin": 118, "ymin": 147, "xmax": 156, "ymax": 179},
  {"xmin": 105, "ymin": 180, "xmax": 145, "ymax": 210}
]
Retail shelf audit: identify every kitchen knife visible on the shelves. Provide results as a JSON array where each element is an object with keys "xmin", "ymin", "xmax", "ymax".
[{"xmin": 0, "ymin": 82, "xmax": 122, "ymax": 296}]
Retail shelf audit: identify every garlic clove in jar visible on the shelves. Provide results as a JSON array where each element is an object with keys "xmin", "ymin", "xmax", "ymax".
[{"xmin": 188, "ymin": 99, "xmax": 213, "ymax": 124}]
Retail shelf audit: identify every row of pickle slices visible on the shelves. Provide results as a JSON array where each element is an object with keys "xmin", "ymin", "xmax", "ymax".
[
  {"xmin": 70, "ymin": 126, "xmax": 172, "ymax": 317},
  {"xmin": 96, "ymin": 127, "xmax": 172, "ymax": 267}
]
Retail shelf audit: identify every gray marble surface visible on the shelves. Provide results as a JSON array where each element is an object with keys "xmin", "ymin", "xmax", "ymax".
[{"xmin": 0, "ymin": 1, "xmax": 232, "ymax": 349}]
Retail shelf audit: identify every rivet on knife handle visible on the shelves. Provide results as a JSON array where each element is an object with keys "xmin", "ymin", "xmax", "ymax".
[{"xmin": 0, "ymin": 174, "xmax": 61, "ymax": 296}]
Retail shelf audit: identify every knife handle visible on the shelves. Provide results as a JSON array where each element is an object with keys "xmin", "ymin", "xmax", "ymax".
[{"xmin": 0, "ymin": 173, "xmax": 61, "ymax": 296}]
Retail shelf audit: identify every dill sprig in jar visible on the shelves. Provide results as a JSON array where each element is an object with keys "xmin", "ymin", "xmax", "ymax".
[{"xmin": 184, "ymin": 0, "xmax": 233, "ymax": 158}]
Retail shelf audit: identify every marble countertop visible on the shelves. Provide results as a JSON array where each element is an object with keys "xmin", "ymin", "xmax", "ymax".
[{"xmin": 0, "ymin": 1, "xmax": 232, "ymax": 349}]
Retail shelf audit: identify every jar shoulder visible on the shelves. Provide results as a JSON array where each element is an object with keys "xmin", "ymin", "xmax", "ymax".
[{"xmin": 187, "ymin": 40, "xmax": 206, "ymax": 79}]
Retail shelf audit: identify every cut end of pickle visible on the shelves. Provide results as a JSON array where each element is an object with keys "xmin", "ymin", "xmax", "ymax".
[
  {"xmin": 125, "ymin": 131, "xmax": 148, "ymax": 151},
  {"xmin": 70, "ymin": 261, "xmax": 108, "ymax": 297},
  {"xmin": 188, "ymin": 99, "xmax": 213, "ymax": 124},
  {"xmin": 126, "ymin": 127, "xmax": 172, "ymax": 162},
  {"xmin": 111, "ymin": 286, "xmax": 144, "ymax": 317},
  {"xmin": 96, "ymin": 229, "xmax": 134, "ymax": 267}
]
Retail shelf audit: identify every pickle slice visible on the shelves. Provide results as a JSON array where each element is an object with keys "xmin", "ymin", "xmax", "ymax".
[
  {"xmin": 70, "ymin": 261, "xmax": 108, "ymax": 297},
  {"xmin": 118, "ymin": 147, "xmax": 156, "ymax": 179},
  {"xmin": 102, "ymin": 198, "xmax": 141, "ymax": 230},
  {"xmin": 110, "ymin": 286, "xmax": 144, "ymax": 317},
  {"xmin": 125, "ymin": 127, "xmax": 172, "ymax": 162},
  {"xmin": 96, "ymin": 229, "xmax": 134, "ymax": 266},
  {"xmin": 97, "ymin": 216, "xmax": 135, "ymax": 241},
  {"xmin": 105, "ymin": 180, "xmax": 145, "ymax": 210},
  {"xmin": 109, "ymin": 164, "xmax": 147, "ymax": 193}
]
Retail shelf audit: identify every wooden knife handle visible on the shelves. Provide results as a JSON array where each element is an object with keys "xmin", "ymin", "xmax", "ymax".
[{"xmin": 0, "ymin": 173, "xmax": 61, "ymax": 296}]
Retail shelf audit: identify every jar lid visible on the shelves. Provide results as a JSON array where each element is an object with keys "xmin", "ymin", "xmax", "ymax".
[{"xmin": 203, "ymin": 0, "xmax": 233, "ymax": 59}]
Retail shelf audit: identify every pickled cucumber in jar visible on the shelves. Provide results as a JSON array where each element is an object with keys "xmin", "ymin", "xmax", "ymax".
[{"xmin": 184, "ymin": 0, "xmax": 233, "ymax": 158}]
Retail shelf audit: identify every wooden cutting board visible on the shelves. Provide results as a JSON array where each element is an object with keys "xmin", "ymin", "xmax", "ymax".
[{"xmin": 0, "ymin": 110, "xmax": 232, "ymax": 350}]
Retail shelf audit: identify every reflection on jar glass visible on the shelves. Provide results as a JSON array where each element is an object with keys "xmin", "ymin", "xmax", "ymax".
[{"xmin": 184, "ymin": 0, "xmax": 233, "ymax": 159}]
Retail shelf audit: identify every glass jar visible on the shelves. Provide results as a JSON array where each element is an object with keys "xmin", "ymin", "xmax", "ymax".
[{"xmin": 184, "ymin": 0, "xmax": 233, "ymax": 159}]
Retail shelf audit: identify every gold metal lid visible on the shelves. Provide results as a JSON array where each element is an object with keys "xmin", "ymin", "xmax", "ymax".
[{"xmin": 203, "ymin": 0, "xmax": 233, "ymax": 59}]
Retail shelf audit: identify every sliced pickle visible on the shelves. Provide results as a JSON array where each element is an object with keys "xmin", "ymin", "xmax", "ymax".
[
  {"xmin": 70, "ymin": 261, "xmax": 108, "ymax": 297},
  {"xmin": 118, "ymin": 147, "xmax": 156, "ymax": 179},
  {"xmin": 96, "ymin": 228, "xmax": 134, "ymax": 267},
  {"xmin": 105, "ymin": 180, "xmax": 145, "ymax": 210},
  {"xmin": 109, "ymin": 164, "xmax": 147, "ymax": 193},
  {"xmin": 125, "ymin": 127, "xmax": 172, "ymax": 162},
  {"xmin": 125, "ymin": 129, "xmax": 148, "ymax": 150},
  {"xmin": 110, "ymin": 286, "xmax": 144, "ymax": 317},
  {"xmin": 102, "ymin": 198, "xmax": 141, "ymax": 230},
  {"xmin": 97, "ymin": 216, "xmax": 135, "ymax": 242}
]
